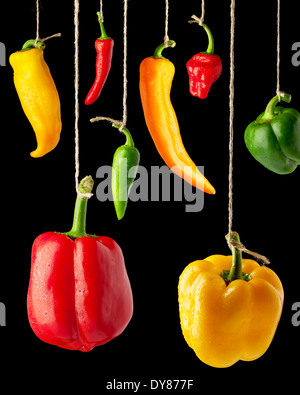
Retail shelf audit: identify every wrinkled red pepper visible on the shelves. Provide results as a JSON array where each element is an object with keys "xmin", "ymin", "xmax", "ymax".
[
  {"xmin": 27, "ymin": 176, "xmax": 133, "ymax": 351},
  {"xmin": 85, "ymin": 12, "xmax": 114, "ymax": 105},
  {"xmin": 187, "ymin": 23, "xmax": 222, "ymax": 99}
]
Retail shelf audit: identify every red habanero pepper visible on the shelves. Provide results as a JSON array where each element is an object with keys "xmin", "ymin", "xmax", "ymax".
[
  {"xmin": 27, "ymin": 176, "xmax": 133, "ymax": 351},
  {"xmin": 85, "ymin": 12, "xmax": 114, "ymax": 105},
  {"xmin": 186, "ymin": 22, "xmax": 222, "ymax": 99}
]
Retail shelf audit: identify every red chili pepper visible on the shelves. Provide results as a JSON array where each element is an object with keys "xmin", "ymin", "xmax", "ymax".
[
  {"xmin": 85, "ymin": 12, "xmax": 114, "ymax": 105},
  {"xmin": 186, "ymin": 23, "xmax": 222, "ymax": 99},
  {"xmin": 27, "ymin": 176, "xmax": 133, "ymax": 351}
]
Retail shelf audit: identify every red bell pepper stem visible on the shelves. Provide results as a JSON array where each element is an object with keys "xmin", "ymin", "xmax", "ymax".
[{"xmin": 64, "ymin": 176, "xmax": 95, "ymax": 240}]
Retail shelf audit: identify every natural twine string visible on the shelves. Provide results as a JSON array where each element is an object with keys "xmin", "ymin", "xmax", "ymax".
[
  {"xmin": 90, "ymin": 117, "xmax": 123, "ymax": 128},
  {"xmin": 189, "ymin": 1, "xmax": 205, "ymax": 26},
  {"xmin": 99, "ymin": 0, "xmax": 104, "ymax": 22},
  {"xmin": 227, "ymin": 0, "xmax": 235, "ymax": 243},
  {"xmin": 90, "ymin": 0, "xmax": 129, "ymax": 133},
  {"xmin": 121, "ymin": 0, "xmax": 128, "ymax": 130},
  {"xmin": 194, "ymin": 0, "xmax": 205, "ymax": 25},
  {"xmin": 226, "ymin": 0, "xmax": 270, "ymax": 265},
  {"xmin": 276, "ymin": 0, "xmax": 284, "ymax": 101},
  {"xmin": 190, "ymin": 14, "xmax": 204, "ymax": 26},
  {"xmin": 34, "ymin": 0, "xmax": 61, "ymax": 47},
  {"xmin": 74, "ymin": 0, "xmax": 92, "ymax": 199},
  {"xmin": 35, "ymin": 0, "xmax": 40, "ymax": 45},
  {"xmin": 164, "ymin": 0, "xmax": 169, "ymax": 47}
]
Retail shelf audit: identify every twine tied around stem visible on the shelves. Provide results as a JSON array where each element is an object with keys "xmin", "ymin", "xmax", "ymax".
[
  {"xmin": 34, "ymin": 33, "xmax": 62, "ymax": 48},
  {"xmin": 226, "ymin": 234, "xmax": 270, "ymax": 265}
]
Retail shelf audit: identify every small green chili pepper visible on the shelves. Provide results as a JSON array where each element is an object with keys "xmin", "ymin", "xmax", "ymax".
[
  {"xmin": 244, "ymin": 92, "xmax": 300, "ymax": 174},
  {"xmin": 112, "ymin": 124, "xmax": 140, "ymax": 220}
]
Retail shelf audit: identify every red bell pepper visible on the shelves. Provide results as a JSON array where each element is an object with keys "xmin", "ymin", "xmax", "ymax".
[
  {"xmin": 186, "ymin": 23, "xmax": 222, "ymax": 99},
  {"xmin": 85, "ymin": 12, "xmax": 114, "ymax": 105},
  {"xmin": 27, "ymin": 176, "xmax": 133, "ymax": 351}
]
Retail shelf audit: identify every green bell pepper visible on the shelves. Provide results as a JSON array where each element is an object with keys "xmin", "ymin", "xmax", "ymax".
[{"xmin": 244, "ymin": 92, "xmax": 300, "ymax": 174}]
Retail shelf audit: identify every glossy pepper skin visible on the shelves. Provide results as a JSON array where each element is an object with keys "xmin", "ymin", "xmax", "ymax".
[
  {"xmin": 9, "ymin": 40, "xmax": 62, "ymax": 158},
  {"xmin": 27, "ymin": 177, "xmax": 133, "ymax": 351},
  {"xmin": 85, "ymin": 12, "xmax": 114, "ymax": 105},
  {"xmin": 245, "ymin": 92, "xmax": 300, "ymax": 174},
  {"xmin": 139, "ymin": 41, "xmax": 215, "ymax": 195},
  {"xmin": 187, "ymin": 23, "xmax": 222, "ymax": 99},
  {"xmin": 178, "ymin": 232, "xmax": 283, "ymax": 368},
  {"xmin": 111, "ymin": 124, "xmax": 140, "ymax": 220}
]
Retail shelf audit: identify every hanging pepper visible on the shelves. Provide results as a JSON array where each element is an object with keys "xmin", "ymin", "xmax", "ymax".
[
  {"xmin": 27, "ymin": 176, "xmax": 133, "ymax": 351},
  {"xmin": 186, "ymin": 22, "xmax": 222, "ymax": 99},
  {"xmin": 178, "ymin": 232, "xmax": 283, "ymax": 368},
  {"xmin": 85, "ymin": 12, "xmax": 114, "ymax": 105},
  {"xmin": 111, "ymin": 124, "xmax": 140, "ymax": 220},
  {"xmin": 9, "ymin": 39, "xmax": 62, "ymax": 157},
  {"xmin": 244, "ymin": 92, "xmax": 300, "ymax": 174},
  {"xmin": 139, "ymin": 41, "xmax": 215, "ymax": 195}
]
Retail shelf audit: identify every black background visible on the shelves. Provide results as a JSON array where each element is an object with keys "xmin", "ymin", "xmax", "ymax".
[{"xmin": 1, "ymin": 0, "xmax": 300, "ymax": 391}]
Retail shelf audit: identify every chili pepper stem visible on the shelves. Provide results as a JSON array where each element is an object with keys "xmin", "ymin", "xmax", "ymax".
[
  {"xmin": 22, "ymin": 39, "xmax": 45, "ymax": 51},
  {"xmin": 65, "ymin": 176, "xmax": 94, "ymax": 239},
  {"xmin": 262, "ymin": 92, "xmax": 292, "ymax": 121},
  {"xmin": 113, "ymin": 124, "xmax": 135, "ymax": 147},
  {"xmin": 153, "ymin": 40, "xmax": 176, "ymax": 60},
  {"xmin": 201, "ymin": 24, "xmax": 214, "ymax": 54},
  {"xmin": 96, "ymin": 12, "xmax": 111, "ymax": 40},
  {"xmin": 188, "ymin": 21, "xmax": 214, "ymax": 54}
]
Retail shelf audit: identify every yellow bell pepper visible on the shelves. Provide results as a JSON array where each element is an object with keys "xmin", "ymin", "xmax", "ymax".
[
  {"xmin": 9, "ymin": 40, "xmax": 62, "ymax": 158},
  {"xmin": 178, "ymin": 232, "xmax": 284, "ymax": 368}
]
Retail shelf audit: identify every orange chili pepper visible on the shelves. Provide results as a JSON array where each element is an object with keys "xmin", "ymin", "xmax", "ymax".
[{"xmin": 139, "ymin": 40, "xmax": 215, "ymax": 195}]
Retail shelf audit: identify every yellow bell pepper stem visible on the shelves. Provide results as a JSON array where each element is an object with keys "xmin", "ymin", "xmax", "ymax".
[
  {"xmin": 9, "ymin": 39, "xmax": 62, "ymax": 158},
  {"xmin": 228, "ymin": 232, "xmax": 243, "ymax": 281},
  {"xmin": 221, "ymin": 232, "xmax": 251, "ymax": 283}
]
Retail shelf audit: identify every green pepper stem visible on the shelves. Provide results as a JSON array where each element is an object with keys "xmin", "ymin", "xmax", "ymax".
[
  {"xmin": 113, "ymin": 124, "xmax": 135, "ymax": 148},
  {"xmin": 96, "ymin": 12, "xmax": 111, "ymax": 40},
  {"xmin": 226, "ymin": 232, "xmax": 243, "ymax": 281},
  {"xmin": 202, "ymin": 23, "xmax": 214, "ymax": 54},
  {"xmin": 188, "ymin": 21, "xmax": 214, "ymax": 54},
  {"xmin": 21, "ymin": 39, "xmax": 45, "ymax": 51},
  {"xmin": 64, "ymin": 176, "xmax": 94, "ymax": 239},
  {"xmin": 262, "ymin": 92, "xmax": 292, "ymax": 121},
  {"xmin": 152, "ymin": 40, "xmax": 176, "ymax": 60}
]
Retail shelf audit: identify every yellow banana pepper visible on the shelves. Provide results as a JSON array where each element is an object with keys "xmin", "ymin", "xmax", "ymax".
[
  {"xmin": 9, "ymin": 40, "xmax": 62, "ymax": 158},
  {"xmin": 178, "ymin": 232, "xmax": 283, "ymax": 368}
]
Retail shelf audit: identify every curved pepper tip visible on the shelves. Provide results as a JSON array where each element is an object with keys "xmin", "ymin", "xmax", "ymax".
[
  {"xmin": 205, "ymin": 184, "xmax": 216, "ymax": 195},
  {"xmin": 30, "ymin": 132, "xmax": 61, "ymax": 158}
]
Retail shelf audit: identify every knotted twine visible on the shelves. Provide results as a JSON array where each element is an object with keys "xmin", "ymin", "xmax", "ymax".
[{"xmin": 34, "ymin": 0, "xmax": 61, "ymax": 47}]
